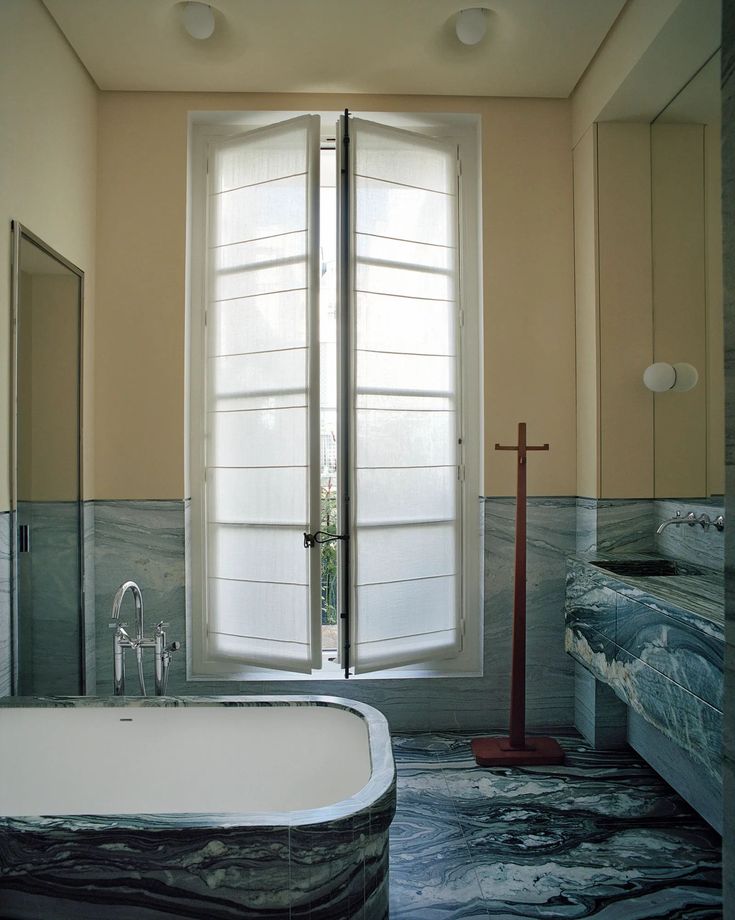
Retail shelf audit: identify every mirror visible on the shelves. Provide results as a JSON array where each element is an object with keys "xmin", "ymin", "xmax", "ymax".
[
  {"xmin": 10, "ymin": 224, "xmax": 87, "ymax": 695},
  {"xmin": 652, "ymin": 53, "xmax": 723, "ymax": 497},
  {"xmin": 651, "ymin": 51, "xmax": 725, "ymax": 497}
]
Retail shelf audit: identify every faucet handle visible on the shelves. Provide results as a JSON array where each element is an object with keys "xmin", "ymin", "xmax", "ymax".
[
  {"xmin": 167, "ymin": 641, "xmax": 181, "ymax": 653},
  {"xmin": 714, "ymin": 515, "xmax": 725, "ymax": 532}
]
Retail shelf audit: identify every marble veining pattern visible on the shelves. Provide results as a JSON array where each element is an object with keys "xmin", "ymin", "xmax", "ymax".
[
  {"xmin": 389, "ymin": 731, "xmax": 721, "ymax": 918},
  {"xmin": 575, "ymin": 499, "xmax": 656, "ymax": 556},
  {"xmin": 722, "ymin": 2, "xmax": 735, "ymax": 913},
  {"xmin": 18, "ymin": 501, "xmax": 83, "ymax": 696},
  {"xmin": 0, "ymin": 511, "xmax": 10, "ymax": 697},
  {"xmin": 565, "ymin": 555, "xmax": 724, "ymax": 786},
  {"xmin": 654, "ymin": 498, "xmax": 725, "ymax": 571},
  {"xmin": 90, "ymin": 497, "xmax": 577, "ymax": 731},
  {"xmin": 0, "ymin": 696, "xmax": 395, "ymax": 919}
]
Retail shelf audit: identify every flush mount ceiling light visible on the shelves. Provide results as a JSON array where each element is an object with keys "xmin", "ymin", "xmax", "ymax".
[
  {"xmin": 643, "ymin": 361, "xmax": 699, "ymax": 393},
  {"xmin": 455, "ymin": 8, "xmax": 488, "ymax": 45},
  {"xmin": 181, "ymin": 2, "xmax": 215, "ymax": 40}
]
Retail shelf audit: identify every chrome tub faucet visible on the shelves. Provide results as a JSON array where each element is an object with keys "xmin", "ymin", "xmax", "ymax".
[{"xmin": 110, "ymin": 581, "xmax": 180, "ymax": 696}]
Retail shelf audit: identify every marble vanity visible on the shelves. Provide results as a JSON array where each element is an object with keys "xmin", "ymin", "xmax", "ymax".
[{"xmin": 565, "ymin": 553, "xmax": 724, "ymax": 831}]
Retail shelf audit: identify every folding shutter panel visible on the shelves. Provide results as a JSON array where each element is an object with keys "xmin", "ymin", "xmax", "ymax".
[
  {"xmin": 347, "ymin": 117, "xmax": 462, "ymax": 673},
  {"xmin": 204, "ymin": 115, "xmax": 321, "ymax": 672}
]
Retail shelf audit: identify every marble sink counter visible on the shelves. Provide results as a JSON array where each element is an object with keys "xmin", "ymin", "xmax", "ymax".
[
  {"xmin": 565, "ymin": 553, "xmax": 724, "ymax": 792},
  {"xmin": 568, "ymin": 552, "xmax": 724, "ymax": 634}
]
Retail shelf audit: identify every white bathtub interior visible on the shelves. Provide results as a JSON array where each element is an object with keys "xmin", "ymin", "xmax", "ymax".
[{"xmin": 0, "ymin": 705, "xmax": 372, "ymax": 817}]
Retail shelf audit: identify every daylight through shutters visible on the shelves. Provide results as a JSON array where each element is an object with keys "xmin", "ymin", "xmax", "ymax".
[
  {"xmin": 202, "ymin": 113, "xmax": 462, "ymax": 675},
  {"xmin": 204, "ymin": 115, "xmax": 321, "ymax": 672}
]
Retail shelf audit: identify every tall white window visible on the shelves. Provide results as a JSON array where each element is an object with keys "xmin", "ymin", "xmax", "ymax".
[{"xmin": 188, "ymin": 111, "xmax": 482, "ymax": 680}]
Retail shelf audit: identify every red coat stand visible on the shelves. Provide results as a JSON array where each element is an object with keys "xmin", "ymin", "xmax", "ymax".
[{"xmin": 471, "ymin": 422, "xmax": 565, "ymax": 767}]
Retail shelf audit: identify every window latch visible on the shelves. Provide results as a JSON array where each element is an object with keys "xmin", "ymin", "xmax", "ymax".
[{"xmin": 303, "ymin": 531, "xmax": 348, "ymax": 548}]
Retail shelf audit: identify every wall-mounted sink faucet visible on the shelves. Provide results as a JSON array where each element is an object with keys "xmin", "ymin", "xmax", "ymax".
[
  {"xmin": 110, "ymin": 581, "xmax": 180, "ymax": 696},
  {"xmin": 655, "ymin": 510, "xmax": 725, "ymax": 535}
]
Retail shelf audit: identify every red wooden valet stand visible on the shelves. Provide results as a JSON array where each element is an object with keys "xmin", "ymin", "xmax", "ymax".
[{"xmin": 471, "ymin": 422, "xmax": 565, "ymax": 767}]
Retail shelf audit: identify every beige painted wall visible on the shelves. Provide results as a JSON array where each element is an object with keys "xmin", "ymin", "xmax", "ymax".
[
  {"xmin": 573, "ymin": 126, "xmax": 600, "ymax": 499},
  {"xmin": 706, "ymin": 121, "xmax": 725, "ymax": 495},
  {"xmin": 16, "ymin": 274, "xmax": 80, "ymax": 503},
  {"xmin": 574, "ymin": 120, "xmax": 719, "ymax": 499},
  {"xmin": 0, "ymin": 0, "xmax": 97, "ymax": 511},
  {"xmin": 573, "ymin": 123, "xmax": 655, "ymax": 499},
  {"xmin": 95, "ymin": 92, "xmax": 576, "ymax": 500},
  {"xmin": 571, "ymin": 0, "xmax": 682, "ymax": 145},
  {"xmin": 651, "ymin": 123, "xmax": 707, "ymax": 497},
  {"xmin": 597, "ymin": 123, "xmax": 654, "ymax": 498}
]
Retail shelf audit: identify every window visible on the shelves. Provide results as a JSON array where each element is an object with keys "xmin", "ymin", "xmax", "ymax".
[{"xmin": 187, "ymin": 110, "xmax": 482, "ymax": 680}]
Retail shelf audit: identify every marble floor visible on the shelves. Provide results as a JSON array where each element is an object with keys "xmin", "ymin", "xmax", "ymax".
[{"xmin": 389, "ymin": 731, "xmax": 722, "ymax": 919}]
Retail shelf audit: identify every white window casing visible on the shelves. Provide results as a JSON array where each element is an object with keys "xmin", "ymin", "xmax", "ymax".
[{"xmin": 187, "ymin": 110, "xmax": 483, "ymax": 681}]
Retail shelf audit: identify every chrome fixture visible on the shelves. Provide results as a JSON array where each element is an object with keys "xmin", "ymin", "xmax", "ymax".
[
  {"xmin": 110, "ymin": 581, "xmax": 180, "ymax": 696},
  {"xmin": 655, "ymin": 510, "xmax": 725, "ymax": 534}
]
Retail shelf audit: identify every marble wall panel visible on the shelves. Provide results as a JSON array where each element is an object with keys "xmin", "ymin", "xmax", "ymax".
[
  {"xmin": 90, "ymin": 497, "xmax": 577, "ymax": 732},
  {"xmin": 0, "ymin": 512, "xmax": 10, "ymax": 697},
  {"xmin": 575, "ymin": 498, "xmax": 656, "ymax": 555},
  {"xmin": 21, "ymin": 502, "xmax": 83, "ymax": 696},
  {"xmin": 82, "ymin": 501, "xmax": 95, "ymax": 694},
  {"xmin": 722, "ymin": 0, "xmax": 735, "ymax": 912},
  {"xmin": 655, "ymin": 498, "xmax": 725, "ymax": 569},
  {"xmin": 93, "ymin": 501, "xmax": 186, "ymax": 697}
]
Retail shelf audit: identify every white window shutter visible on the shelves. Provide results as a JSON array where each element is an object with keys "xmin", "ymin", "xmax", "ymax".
[
  {"xmin": 345, "ymin": 118, "xmax": 462, "ymax": 674},
  {"xmin": 204, "ymin": 115, "xmax": 321, "ymax": 673}
]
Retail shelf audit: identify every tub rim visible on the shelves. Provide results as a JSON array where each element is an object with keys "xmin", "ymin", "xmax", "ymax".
[{"xmin": 0, "ymin": 694, "xmax": 396, "ymax": 832}]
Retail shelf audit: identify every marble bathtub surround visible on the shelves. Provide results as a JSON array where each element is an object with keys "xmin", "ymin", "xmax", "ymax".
[
  {"xmin": 0, "ymin": 695, "xmax": 396, "ymax": 920},
  {"xmin": 565, "ymin": 553, "xmax": 724, "ymax": 799}
]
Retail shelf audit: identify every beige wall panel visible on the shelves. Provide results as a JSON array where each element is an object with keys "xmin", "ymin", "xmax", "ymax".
[
  {"xmin": 705, "ymin": 121, "xmax": 725, "ymax": 494},
  {"xmin": 597, "ymin": 123, "xmax": 654, "ymax": 498},
  {"xmin": 17, "ymin": 273, "xmax": 34, "ymax": 503},
  {"xmin": 0, "ymin": 0, "xmax": 97, "ymax": 510},
  {"xmin": 571, "ymin": 0, "xmax": 682, "ymax": 144},
  {"xmin": 28, "ymin": 276, "xmax": 80, "ymax": 502},
  {"xmin": 95, "ymin": 92, "xmax": 576, "ymax": 500},
  {"xmin": 651, "ymin": 124, "xmax": 707, "ymax": 497},
  {"xmin": 481, "ymin": 99, "xmax": 576, "ymax": 497},
  {"xmin": 573, "ymin": 126, "xmax": 600, "ymax": 499}
]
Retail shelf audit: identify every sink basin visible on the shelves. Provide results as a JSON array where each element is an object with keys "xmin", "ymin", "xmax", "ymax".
[{"xmin": 591, "ymin": 559, "xmax": 706, "ymax": 577}]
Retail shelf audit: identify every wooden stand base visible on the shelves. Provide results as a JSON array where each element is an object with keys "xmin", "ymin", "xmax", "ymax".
[{"xmin": 471, "ymin": 736, "xmax": 565, "ymax": 767}]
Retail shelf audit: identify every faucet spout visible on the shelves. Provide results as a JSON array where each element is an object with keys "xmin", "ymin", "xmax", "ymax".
[
  {"xmin": 655, "ymin": 511, "xmax": 686, "ymax": 535},
  {"xmin": 112, "ymin": 580, "xmax": 144, "ymax": 640},
  {"xmin": 111, "ymin": 581, "xmax": 146, "ymax": 696}
]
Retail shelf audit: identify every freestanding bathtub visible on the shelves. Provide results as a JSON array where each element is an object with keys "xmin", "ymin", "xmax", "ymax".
[{"xmin": 0, "ymin": 695, "xmax": 396, "ymax": 919}]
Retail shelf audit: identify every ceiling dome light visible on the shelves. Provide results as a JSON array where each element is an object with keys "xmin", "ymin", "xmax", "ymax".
[
  {"xmin": 182, "ymin": 2, "xmax": 215, "ymax": 40},
  {"xmin": 455, "ymin": 8, "xmax": 487, "ymax": 45}
]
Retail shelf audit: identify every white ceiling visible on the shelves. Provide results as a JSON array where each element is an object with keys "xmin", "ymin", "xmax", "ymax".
[{"xmin": 41, "ymin": 0, "xmax": 627, "ymax": 97}]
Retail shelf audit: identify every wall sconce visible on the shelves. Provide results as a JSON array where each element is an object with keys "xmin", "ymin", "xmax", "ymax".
[
  {"xmin": 455, "ymin": 8, "xmax": 488, "ymax": 45},
  {"xmin": 643, "ymin": 362, "xmax": 699, "ymax": 393},
  {"xmin": 181, "ymin": 2, "xmax": 216, "ymax": 40}
]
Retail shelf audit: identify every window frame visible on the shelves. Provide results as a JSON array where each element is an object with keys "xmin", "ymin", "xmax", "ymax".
[{"xmin": 186, "ymin": 109, "xmax": 483, "ymax": 681}]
